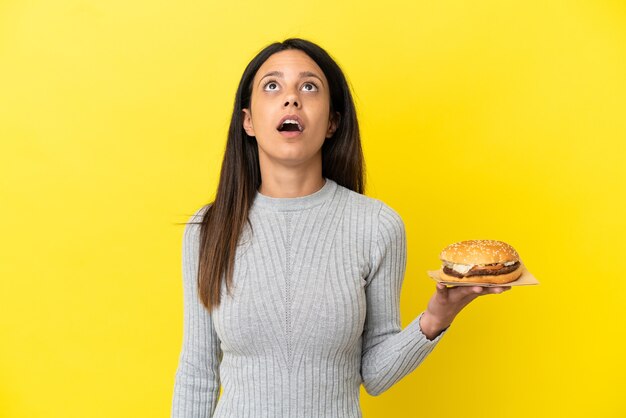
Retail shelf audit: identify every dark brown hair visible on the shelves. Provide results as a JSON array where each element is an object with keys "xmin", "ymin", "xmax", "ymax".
[{"xmin": 190, "ymin": 38, "xmax": 366, "ymax": 312}]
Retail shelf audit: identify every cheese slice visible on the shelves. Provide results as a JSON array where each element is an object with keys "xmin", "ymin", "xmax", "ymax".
[{"xmin": 443, "ymin": 262, "xmax": 473, "ymax": 274}]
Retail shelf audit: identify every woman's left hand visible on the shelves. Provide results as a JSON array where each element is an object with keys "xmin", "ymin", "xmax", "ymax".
[{"xmin": 419, "ymin": 283, "xmax": 511, "ymax": 340}]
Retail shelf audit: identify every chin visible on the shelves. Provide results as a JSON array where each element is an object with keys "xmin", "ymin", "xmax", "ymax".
[{"xmin": 260, "ymin": 141, "xmax": 323, "ymax": 165}]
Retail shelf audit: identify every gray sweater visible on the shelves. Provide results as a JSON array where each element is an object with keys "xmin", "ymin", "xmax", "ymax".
[{"xmin": 171, "ymin": 177, "xmax": 447, "ymax": 418}]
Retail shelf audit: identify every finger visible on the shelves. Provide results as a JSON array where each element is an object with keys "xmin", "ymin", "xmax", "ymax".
[
  {"xmin": 436, "ymin": 282, "xmax": 449, "ymax": 297},
  {"xmin": 472, "ymin": 286, "xmax": 484, "ymax": 294},
  {"xmin": 453, "ymin": 285, "xmax": 483, "ymax": 301},
  {"xmin": 486, "ymin": 286, "xmax": 512, "ymax": 295}
]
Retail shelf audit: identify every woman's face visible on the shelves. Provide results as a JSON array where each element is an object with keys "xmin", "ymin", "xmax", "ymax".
[{"xmin": 242, "ymin": 49, "xmax": 339, "ymax": 169}]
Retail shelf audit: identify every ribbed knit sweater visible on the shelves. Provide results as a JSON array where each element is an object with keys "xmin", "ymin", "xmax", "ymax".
[{"xmin": 171, "ymin": 177, "xmax": 447, "ymax": 418}]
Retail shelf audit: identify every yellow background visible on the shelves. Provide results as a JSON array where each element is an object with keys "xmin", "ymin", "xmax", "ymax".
[{"xmin": 1, "ymin": 0, "xmax": 624, "ymax": 417}]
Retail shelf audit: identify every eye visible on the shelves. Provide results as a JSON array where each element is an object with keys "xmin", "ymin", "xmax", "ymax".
[
  {"xmin": 302, "ymin": 82, "xmax": 318, "ymax": 92},
  {"xmin": 263, "ymin": 79, "xmax": 279, "ymax": 91}
]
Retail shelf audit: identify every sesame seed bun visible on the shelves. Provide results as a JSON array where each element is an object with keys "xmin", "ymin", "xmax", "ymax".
[{"xmin": 439, "ymin": 240, "xmax": 520, "ymax": 265}]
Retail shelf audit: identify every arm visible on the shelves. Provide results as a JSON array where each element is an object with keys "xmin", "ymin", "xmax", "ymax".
[
  {"xmin": 171, "ymin": 206, "xmax": 222, "ymax": 417},
  {"xmin": 360, "ymin": 202, "xmax": 447, "ymax": 396}
]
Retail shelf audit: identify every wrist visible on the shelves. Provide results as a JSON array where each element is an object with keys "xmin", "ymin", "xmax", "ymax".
[{"xmin": 420, "ymin": 310, "xmax": 452, "ymax": 340}]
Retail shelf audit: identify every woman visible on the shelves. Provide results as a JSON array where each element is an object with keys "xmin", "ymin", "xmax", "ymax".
[{"xmin": 171, "ymin": 38, "xmax": 511, "ymax": 418}]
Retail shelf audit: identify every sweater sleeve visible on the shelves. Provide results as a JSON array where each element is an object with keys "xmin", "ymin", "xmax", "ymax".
[
  {"xmin": 171, "ymin": 206, "xmax": 222, "ymax": 417},
  {"xmin": 360, "ymin": 202, "xmax": 447, "ymax": 396}
]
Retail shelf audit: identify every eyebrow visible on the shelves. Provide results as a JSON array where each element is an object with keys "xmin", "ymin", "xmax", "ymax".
[{"xmin": 258, "ymin": 71, "xmax": 325, "ymax": 87}]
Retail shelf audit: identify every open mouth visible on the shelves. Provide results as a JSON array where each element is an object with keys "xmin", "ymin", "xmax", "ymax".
[{"xmin": 277, "ymin": 119, "xmax": 303, "ymax": 132}]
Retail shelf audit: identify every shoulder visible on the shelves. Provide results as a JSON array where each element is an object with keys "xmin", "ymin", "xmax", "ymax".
[
  {"xmin": 333, "ymin": 183, "xmax": 405, "ymax": 246},
  {"xmin": 376, "ymin": 200, "xmax": 405, "ymax": 233},
  {"xmin": 333, "ymin": 182, "xmax": 378, "ymax": 212},
  {"xmin": 183, "ymin": 203, "xmax": 211, "ymax": 244},
  {"xmin": 334, "ymin": 183, "xmax": 404, "ymax": 229},
  {"xmin": 186, "ymin": 203, "xmax": 211, "ymax": 225}
]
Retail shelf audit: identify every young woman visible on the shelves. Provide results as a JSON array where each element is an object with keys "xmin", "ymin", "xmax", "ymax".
[{"xmin": 171, "ymin": 38, "xmax": 511, "ymax": 418}]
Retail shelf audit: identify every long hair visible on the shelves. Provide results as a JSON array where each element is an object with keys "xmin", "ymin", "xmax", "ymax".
[{"xmin": 192, "ymin": 38, "xmax": 366, "ymax": 312}]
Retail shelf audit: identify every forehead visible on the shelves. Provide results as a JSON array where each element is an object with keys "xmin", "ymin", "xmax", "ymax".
[{"xmin": 254, "ymin": 49, "xmax": 327, "ymax": 83}]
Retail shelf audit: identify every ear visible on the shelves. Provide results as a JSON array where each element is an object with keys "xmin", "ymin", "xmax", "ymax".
[
  {"xmin": 326, "ymin": 111, "xmax": 341, "ymax": 138},
  {"xmin": 242, "ymin": 108, "xmax": 255, "ymax": 137}
]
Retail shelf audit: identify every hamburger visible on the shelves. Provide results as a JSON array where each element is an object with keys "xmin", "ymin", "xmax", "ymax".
[{"xmin": 439, "ymin": 240, "xmax": 523, "ymax": 284}]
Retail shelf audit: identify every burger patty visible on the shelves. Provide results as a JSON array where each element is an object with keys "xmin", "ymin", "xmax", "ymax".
[{"xmin": 443, "ymin": 261, "xmax": 520, "ymax": 278}]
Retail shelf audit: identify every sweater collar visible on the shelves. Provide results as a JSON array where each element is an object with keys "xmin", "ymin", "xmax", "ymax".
[{"xmin": 251, "ymin": 177, "xmax": 337, "ymax": 211}]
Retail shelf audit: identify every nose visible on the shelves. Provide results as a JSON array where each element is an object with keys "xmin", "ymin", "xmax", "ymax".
[{"xmin": 283, "ymin": 90, "xmax": 300, "ymax": 108}]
